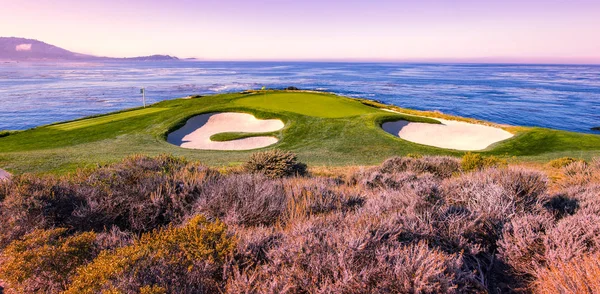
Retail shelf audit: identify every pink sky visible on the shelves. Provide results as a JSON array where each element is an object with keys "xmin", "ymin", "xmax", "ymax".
[{"xmin": 1, "ymin": 0, "xmax": 600, "ymax": 63}]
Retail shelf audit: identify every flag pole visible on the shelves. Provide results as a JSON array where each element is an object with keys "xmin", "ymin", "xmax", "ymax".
[{"xmin": 141, "ymin": 87, "xmax": 146, "ymax": 108}]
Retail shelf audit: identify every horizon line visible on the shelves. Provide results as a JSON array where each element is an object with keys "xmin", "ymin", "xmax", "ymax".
[{"xmin": 4, "ymin": 36, "xmax": 600, "ymax": 66}]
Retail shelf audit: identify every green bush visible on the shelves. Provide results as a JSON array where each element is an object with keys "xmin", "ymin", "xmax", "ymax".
[
  {"xmin": 243, "ymin": 150, "xmax": 307, "ymax": 178},
  {"xmin": 548, "ymin": 157, "xmax": 582, "ymax": 169},
  {"xmin": 461, "ymin": 152, "xmax": 507, "ymax": 172},
  {"xmin": 0, "ymin": 130, "xmax": 14, "ymax": 138}
]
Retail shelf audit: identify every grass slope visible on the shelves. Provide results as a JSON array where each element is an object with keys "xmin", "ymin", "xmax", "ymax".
[
  {"xmin": 49, "ymin": 108, "xmax": 169, "ymax": 131},
  {"xmin": 209, "ymin": 132, "xmax": 278, "ymax": 142},
  {"xmin": 1, "ymin": 91, "xmax": 599, "ymax": 174}
]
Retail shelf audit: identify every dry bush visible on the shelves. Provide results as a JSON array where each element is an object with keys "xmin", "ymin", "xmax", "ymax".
[
  {"xmin": 541, "ymin": 192, "xmax": 580, "ymax": 219},
  {"xmin": 70, "ymin": 155, "xmax": 218, "ymax": 232},
  {"xmin": 563, "ymin": 186, "xmax": 600, "ymax": 216},
  {"xmin": 377, "ymin": 156, "xmax": 461, "ymax": 179},
  {"xmin": 361, "ymin": 173, "xmax": 440, "ymax": 216},
  {"xmin": 0, "ymin": 174, "xmax": 80, "ymax": 249},
  {"xmin": 282, "ymin": 177, "xmax": 364, "ymax": 222},
  {"xmin": 94, "ymin": 226, "xmax": 135, "ymax": 251},
  {"xmin": 194, "ymin": 174, "xmax": 287, "ymax": 227},
  {"xmin": 534, "ymin": 253, "xmax": 600, "ymax": 294},
  {"xmin": 442, "ymin": 167, "xmax": 547, "ymax": 219},
  {"xmin": 243, "ymin": 150, "xmax": 307, "ymax": 179},
  {"xmin": 560, "ymin": 158, "xmax": 600, "ymax": 187},
  {"xmin": 4, "ymin": 154, "xmax": 600, "ymax": 294},
  {"xmin": 0, "ymin": 155, "xmax": 219, "ymax": 245},
  {"xmin": 0, "ymin": 228, "xmax": 98, "ymax": 293},
  {"xmin": 226, "ymin": 215, "xmax": 477, "ymax": 293},
  {"xmin": 362, "ymin": 186, "xmax": 430, "ymax": 217},
  {"xmin": 230, "ymin": 225, "xmax": 282, "ymax": 270},
  {"xmin": 361, "ymin": 169, "xmax": 441, "ymax": 193},
  {"xmin": 65, "ymin": 215, "xmax": 235, "ymax": 294},
  {"xmin": 460, "ymin": 153, "xmax": 507, "ymax": 172},
  {"xmin": 498, "ymin": 213, "xmax": 553, "ymax": 276},
  {"xmin": 543, "ymin": 214, "xmax": 600, "ymax": 265}
]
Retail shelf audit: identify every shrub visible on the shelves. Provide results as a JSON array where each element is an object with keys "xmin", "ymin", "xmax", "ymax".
[
  {"xmin": 283, "ymin": 177, "xmax": 364, "ymax": 222},
  {"xmin": 460, "ymin": 152, "xmax": 506, "ymax": 172},
  {"xmin": 0, "ymin": 155, "xmax": 219, "ymax": 252},
  {"xmin": 0, "ymin": 228, "xmax": 98, "ymax": 293},
  {"xmin": 542, "ymin": 193, "xmax": 579, "ymax": 219},
  {"xmin": 243, "ymin": 150, "xmax": 307, "ymax": 179},
  {"xmin": 194, "ymin": 174, "xmax": 287, "ymax": 227},
  {"xmin": 543, "ymin": 214, "xmax": 600, "ymax": 265},
  {"xmin": 231, "ymin": 226, "xmax": 282, "ymax": 269},
  {"xmin": 442, "ymin": 167, "xmax": 547, "ymax": 220},
  {"xmin": 0, "ymin": 130, "xmax": 14, "ymax": 138},
  {"xmin": 95, "ymin": 226, "xmax": 135, "ymax": 251},
  {"xmin": 361, "ymin": 173, "xmax": 440, "ymax": 215},
  {"xmin": 379, "ymin": 156, "xmax": 461, "ymax": 179},
  {"xmin": 71, "ymin": 155, "xmax": 217, "ymax": 232},
  {"xmin": 0, "ymin": 174, "xmax": 80, "ymax": 249},
  {"xmin": 498, "ymin": 214, "xmax": 553, "ymax": 276},
  {"xmin": 3, "ymin": 154, "xmax": 599, "ymax": 293},
  {"xmin": 64, "ymin": 215, "xmax": 235, "ymax": 294},
  {"xmin": 534, "ymin": 253, "xmax": 600, "ymax": 294},
  {"xmin": 561, "ymin": 186, "xmax": 600, "ymax": 216},
  {"xmin": 548, "ymin": 157, "xmax": 582, "ymax": 169},
  {"xmin": 226, "ymin": 216, "xmax": 476, "ymax": 293},
  {"xmin": 560, "ymin": 159, "xmax": 600, "ymax": 188}
]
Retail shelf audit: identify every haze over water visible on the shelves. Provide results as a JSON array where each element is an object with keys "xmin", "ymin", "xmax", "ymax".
[{"xmin": 1, "ymin": 61, "xmax": 599, "ymax": 133}]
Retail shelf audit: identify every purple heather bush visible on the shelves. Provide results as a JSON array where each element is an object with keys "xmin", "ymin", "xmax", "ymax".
[{"xmin": 0, "ymin": 154, "xmax": 599, "ymax": 293}]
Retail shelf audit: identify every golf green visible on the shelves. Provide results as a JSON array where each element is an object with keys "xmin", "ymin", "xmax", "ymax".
[{"xmin": 0, "ymin": 90, "xmax": 599, "ymax": 174}]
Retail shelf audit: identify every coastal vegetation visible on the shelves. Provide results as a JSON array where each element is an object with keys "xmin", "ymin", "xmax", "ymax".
[
  {"xmin": 0, "ymin": 91, "xmax": 599, "ymax": 175},
  {"xmin": 1, "ymin": 153, "xmax": 599, "ymax": 293}
]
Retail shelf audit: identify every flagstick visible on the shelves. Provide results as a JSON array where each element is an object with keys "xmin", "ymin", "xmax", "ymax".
[{"xmin": 141, "ymin": 87, "xmax": 146, "ymax": 108}]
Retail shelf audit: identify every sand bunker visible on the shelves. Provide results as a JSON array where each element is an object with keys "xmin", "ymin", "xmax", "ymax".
[
  {"xmin": 168, "ymin": 112, "xmax": 284, "ymax": 150},
  {"xmin": 0, "ymin": 168, "xmax": 10, "ymax": 181},
  {"xmin": 382, "ymin": 116, "xmax": 513, "ymax": 151}
]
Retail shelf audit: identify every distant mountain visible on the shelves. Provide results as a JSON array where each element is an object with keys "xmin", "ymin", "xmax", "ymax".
[{"xmin": 0, "ymin": 37, "xmax": 179, "ymax": 61}]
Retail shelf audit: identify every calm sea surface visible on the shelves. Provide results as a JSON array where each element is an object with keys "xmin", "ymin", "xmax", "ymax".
[{"xmin": 1, "ymin": 61, "xmax": 599, "ymax": 133}]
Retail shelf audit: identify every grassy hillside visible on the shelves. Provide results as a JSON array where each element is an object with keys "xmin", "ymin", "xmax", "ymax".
[{"xmin": 1, "ymin": 90, "xmax": 599, "ymax": 174}]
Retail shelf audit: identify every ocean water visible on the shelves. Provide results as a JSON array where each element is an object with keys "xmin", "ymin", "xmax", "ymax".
[{"xmin": 1, "ymin": 61, "xmax": 599, "ymax": 133}]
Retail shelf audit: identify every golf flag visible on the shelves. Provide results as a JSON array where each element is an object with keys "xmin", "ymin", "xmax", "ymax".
[
  {"xmin": 140, "ymin": 88, "xmax": 145, "ymax": 94},
  {"xmin": 261, "ymin": 86, "xmax": 266, "ymax": 91}
]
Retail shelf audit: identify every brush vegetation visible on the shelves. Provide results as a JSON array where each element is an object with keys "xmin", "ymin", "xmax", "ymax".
[
  {"xmin": 1, "ymin": 153, "xmax": 600, "ymax": 293},
  {"xmin": 0, "ymin": 91, "xmax": 599, "ymax": 174}
]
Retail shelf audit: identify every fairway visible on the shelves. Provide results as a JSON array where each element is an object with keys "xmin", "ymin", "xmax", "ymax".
[
  {"xmin": 234, "ymin": 92, "xmax": 375, "ymax": 118},
  {"xmin": 49, "ymin": 108, "xmax": 169, "ymax": 131},
  {"xmin": 1, "ymin": 90, "xmax": 599, "ymax": 175}
]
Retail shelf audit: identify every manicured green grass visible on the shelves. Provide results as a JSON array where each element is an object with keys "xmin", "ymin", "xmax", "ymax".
[
  {"xmin": 49, "ymin": 108, "xmax": 169, "ymax": 131},
  {"xmin": 209, "ymin": 132, "xmax": 276, "ymax": 142},
  {"xmin": 0, "ymin": 90, "xmax": 599, "ymax": 175},
  {"xmin": 234, "ymin": 92, "xmax": 375, "ymax": 118}
]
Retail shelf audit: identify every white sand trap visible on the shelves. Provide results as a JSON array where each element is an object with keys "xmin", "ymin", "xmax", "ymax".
[
  {"xmin": 168, "ymin": 112, "xmax": 284, "ymax": 150},
  {"xmin": 0, "ymin": 168, "xmax": 10, "ymax": 181},
  {"xmin": 382, "ymin": 115, "xmax": 513, "ymax": 151}
]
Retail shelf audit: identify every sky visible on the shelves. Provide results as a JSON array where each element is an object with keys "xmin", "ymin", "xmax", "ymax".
[{"xmin": 1, "ymin": 0, "xmax": 600, "ymax": 63}]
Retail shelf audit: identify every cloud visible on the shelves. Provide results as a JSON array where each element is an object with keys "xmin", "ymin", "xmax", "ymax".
[{"xmin": 15, "ymin": 44, "xmax": 32, "ymax": 51}]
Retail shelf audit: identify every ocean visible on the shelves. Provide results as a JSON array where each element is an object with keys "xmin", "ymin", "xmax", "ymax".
[{"xmin": 1, "ymin": 61, "xmax": 599, "ymax": 133}]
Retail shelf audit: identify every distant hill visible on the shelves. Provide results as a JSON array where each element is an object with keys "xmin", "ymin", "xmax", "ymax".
[{"xmin": 0, "ymin": 37, "xmax": 179, "ymax": 61}]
